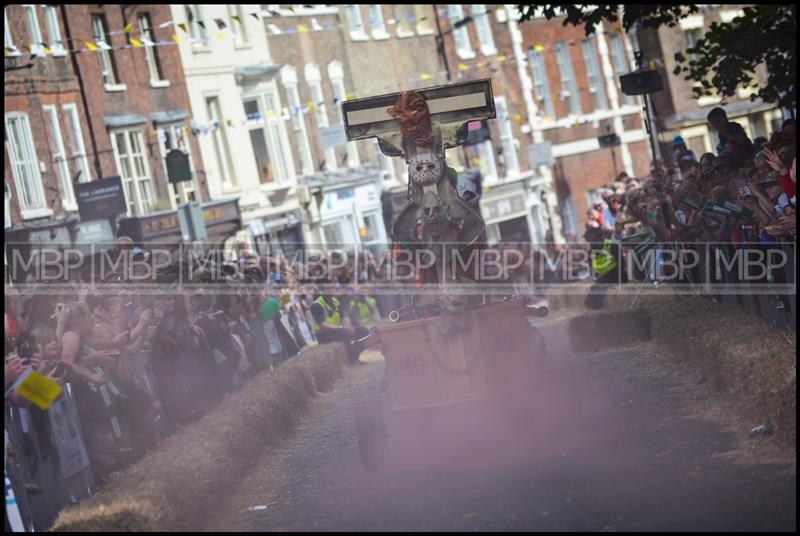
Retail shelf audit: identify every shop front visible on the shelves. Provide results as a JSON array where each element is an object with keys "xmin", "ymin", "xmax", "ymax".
[
  {"xmin": 5, "ymin": 218, "xmax": 117, "ymax": 284},
  {"xmin": 480, "ymin": 181, "xmax": 533, "ymax": 245},
  {"xmin": 117, "ymin": 198, "xmax": 242, "ymax": 251},
  {"xmin": 318, "ymin": 182, "xmax": 387, "ymax": 257},
  {"xmin": 247, "ymin": 210, "xmax": 305, "ymax": 259}
]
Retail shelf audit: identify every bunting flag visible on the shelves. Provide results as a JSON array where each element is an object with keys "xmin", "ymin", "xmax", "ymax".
[
  {"xmin": 41, "ymin": 43, "xmax": 52, "ymax": 54},
  {"xmin": 534, "ymin": 44, "xmax": 544, "ymax": 52},
  {"xmin": 129, "ymin": 37, "xmax": 142, "ymax": 47},
  {"xmin": 232, "ymin": 15, "xmax": 242, "ymax": 25},
  {"xmin": 216, "ymin": 32, "xmax": 225, "ymax": 40},
  {"xmin": 171, "ymin": 33, "xmax": 180, "ymax": 44},
  {"xmin": 84, "ymin": 41, "xmax": 97, "ymax": 51},
  {"xmin": 141, "ymin": 37, "xmax": 155, "ymax": 47},
  {"xmin": 297, "ymin": 24, "xmax": 309, "ymax": 33},
  {"xmin": 251, "ymin": 12, "xmax": 261, "ymax": 20},
  {"xmin": 197, "ymin": 21, "xmax": 206, "ymax": 30},
  {"xmin": 458, "ymin": 63, "xmax": 469, "ymax": 71},
  {"xmin": 123, "ymin": 22, "xmax": 134, "ymax": 34},
  {"xmin": 214, "ymin": 18, "xmax": 227, "ymax": 30},
  {"xmin": 268, "ymin": 24, "xmax": 282, "ymax": 35},
  {"xmin": 178, "ymin": 22, "xmax": 189, "ymax": 34},
  {"xmin": 158, "ymin": 20, "xmax": 174, "ymax": 29},
  {"xmin": 97, "ymin": 41, "xmax": 112, "ymax": 51},
  {"xmin": 419, "ymin": 73, "xmax": 431, "ymax": 80},
  {"xmin": 20, "ymin": 44, "xmax": 31, "ymax": 53}
]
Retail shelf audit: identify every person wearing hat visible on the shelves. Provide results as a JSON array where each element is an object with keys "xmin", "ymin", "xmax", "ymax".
[{"xmin": 672, "ymin": 135, "xmax": 697, "ymax": 166}]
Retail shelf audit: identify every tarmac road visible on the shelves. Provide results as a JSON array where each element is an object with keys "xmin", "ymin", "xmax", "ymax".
[{"xmin": 200, "ymin": 339, "xmax": 796, "ymax": 532}]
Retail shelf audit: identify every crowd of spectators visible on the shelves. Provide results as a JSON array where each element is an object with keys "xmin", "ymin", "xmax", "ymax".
[
  {"xmin": 584, "ymin": 112, "xmax": 795, "ymax": 250},
  {"xmin": 4, "ymin": 248, "xmax": 399, "ymax": 501}
]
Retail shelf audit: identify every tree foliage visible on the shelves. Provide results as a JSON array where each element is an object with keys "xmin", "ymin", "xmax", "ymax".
[{"xmin": 517, "ymin": 4, "xmax": 796, "ymax": 109}]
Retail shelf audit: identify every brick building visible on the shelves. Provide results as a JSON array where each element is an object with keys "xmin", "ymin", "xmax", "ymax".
[
  {"xmin": 248, "ymin": 5, "xmax": 445, "ymax": 254},
  {"xmin": 5, "ymin": 5, "xmax": 216, "ymax": 263},
  {"xmin": 636, "ymin": 5, "xmax": 783, "ymax": 162},
  {"xmin": 5, "ymin": 4, "xmax": 123, "ymax": 272},
  {"xmin": 65, "ymin": 5, "xmax": 208, "ymax": 214},
  {"xmin": 433, "ymin": 5, "xmax": 653, "ymax": 242},
  {"xmin": 5, "ymin": 5, "xmax": 90, "ymax": 227}
]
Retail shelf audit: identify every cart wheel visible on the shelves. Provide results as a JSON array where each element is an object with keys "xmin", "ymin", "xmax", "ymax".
[{"xmin": 354, "ymin": 401, "xmax": 389, "ymax": 471}]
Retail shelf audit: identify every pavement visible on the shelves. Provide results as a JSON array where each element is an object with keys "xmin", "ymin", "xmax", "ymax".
[{"xmin": 197, "ymin": 333, "xmax": 796, "ymax": 532}]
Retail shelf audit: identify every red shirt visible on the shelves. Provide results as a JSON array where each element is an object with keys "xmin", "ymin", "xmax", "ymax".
[{"xmin": 780, "ymin": 171, "xmax": 795, "ymax": 199}]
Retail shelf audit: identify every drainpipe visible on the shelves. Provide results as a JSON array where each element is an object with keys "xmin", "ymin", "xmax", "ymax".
[
  {"xmin": 60, "ymin": 4, "xmax": 102, "ymax": 180},
  {"xmin": 506, "ymin": 5, "xmax": 564, "ymax": 244}
]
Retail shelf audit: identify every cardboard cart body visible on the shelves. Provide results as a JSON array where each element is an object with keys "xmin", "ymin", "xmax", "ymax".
[{"xmin": 354, "ymin": 301, "xmax": 577, "ymax": 470}]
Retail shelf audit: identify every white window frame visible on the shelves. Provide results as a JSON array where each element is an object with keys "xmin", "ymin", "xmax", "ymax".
[
  {"xmin": 91, "ymin": 14, "xmax": 126, "ymax": 91},
  {"xmin": 359, "ymin": 209, "xmax": 385, "ymax": 246},
  {"xmin": 206, "ymin": 95, "xmax": 237, "ymax": 190},
  {"xmin": 280, "ymin": 66, "xmax": 314, "ymax": 175},
  {"xmin": 62, "ymin": 103, "xmax": 92, "ymax": 184},
  {"xmin": 367, "ymin": 5, "xmax": 389, "ymax": 40},
  {"xmin": 344, "ymin": 5, "xmax": 368, "ymax": 41},
  {"xmin": 529, "ymin": 49, "xmax": 555, "ymax": 119},
  {"xmin": 188, "ymin": 5, "xmax": 209, "ymax": 51},
  {"xmin": 262, "ymin": 89, "xmax": 294, "ymax": 184},
  {"xmin": 554, "ymin": 42, "xmax": 582, "ymax": 116},
  {"xmin": 607, "ymin": 34, "xmax": 634, "ymax": 106},
  {"xmin": 110, "ymin": 128, "xmax": 155, "ymax": 216},
  {"xmin": 306, "ymin": 63, "xmax": 337, "ymax": 171},
  {"xmin": 43, "ymin": 105, "xmax": 77, "ymax": 211},
  {"xmin": 328, "ymin": 61, "xmax": 359, "ymax": 168},
  {"xmin": 448, "ymin": 5, "xmax": 475, "ymax": 60},
  {"xmin": 5, "ymin": 112, "xmax": 51, "ymax": 219},
  {"xmin": 476, "ymin": 139, "xmax": 497, "ymax": 182},
  {"xmin": 43, "ymin": 5, "xmax": 65, "ymax": 56},
  {"xmin": 394, "ymin": 5, "xmax": 414, "ymax": 38},
  {"xmin": 227, "ymin": 5, "xmax": 250, "ymax": 48},
  {"xmin": 23, "ymin": 5, "xmax": 43, "ymax": 55},
  {"xmin": 581, "ymin": 37, "xmax": 607, "ymax": 111},
  {"xmin": 472, "ymin": 5, "xmax": 496, "ymax": 56},
  {"xmin": 5, "ymin": 9, "xmax": 20, "ymax": 55},
  {"xmin": 157, "ymin": 123, "xmax": 198, "ymax": 208},
  {"xmin": 414, "ymin": 6, "xmax": 434, "ymax": 36},
  {"xmin": 138, "ymin": 12, "xmax": 167, "ymax": 86},
  {"xmin": 494, "ymin": 96, "xmax": 519, "ymax": 177}
]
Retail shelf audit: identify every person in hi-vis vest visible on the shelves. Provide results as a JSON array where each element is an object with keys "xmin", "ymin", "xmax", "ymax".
[
  {"xmin": 347, "ymin": 295, "xmax": 380, "ymax": 327},
  {"xmin": 309, "ymin": 284, "xmax": 369, "ymax": 364}
]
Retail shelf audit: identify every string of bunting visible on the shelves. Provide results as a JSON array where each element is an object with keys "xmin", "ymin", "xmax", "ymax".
[{"xmin": 6, "ymin": 5, "xmax": 638, "ymax": 61}]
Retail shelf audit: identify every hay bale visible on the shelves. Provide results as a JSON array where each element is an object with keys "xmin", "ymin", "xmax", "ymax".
[
  {"xmin": 568, "ymin": 310, "xmax": 652, "ymax": 353},
  {"xmin": 49, "ymin": 342, "xmax": 349, "ymax": 532},
  {"xmin": 636, "ymin": 295, "xmax": 796, "ymax": 449}
]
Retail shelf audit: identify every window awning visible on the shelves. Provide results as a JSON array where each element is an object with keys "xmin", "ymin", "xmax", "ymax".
[
  {"xmin": 103, "ymin": 114, "xmax": 147, "ymax": 128},
  {"xmin": 234, "ymin": 64, "xmax": 282, "ymax": 78},
  {"xmin": 151, "ymin": 110, "xmax": 189, "ymax": 125}
]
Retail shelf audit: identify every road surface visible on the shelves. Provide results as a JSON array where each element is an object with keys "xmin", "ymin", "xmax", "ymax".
[{"xmin": 199, "ymin": 338, "xmax": 796, "ymax": 532}]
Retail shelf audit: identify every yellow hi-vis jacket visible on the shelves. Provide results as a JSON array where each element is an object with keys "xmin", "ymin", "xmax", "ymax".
[
  {"xmin": 349, "ymin": 296, "xmax": 377, "ymax": 326},
  {"xmin": 591, "ymin": 239, "xmax": 618, "ymax": 276},
  {"xmin": 313, "ymin": 296, "xmax": 341, "ymax": 333}
]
